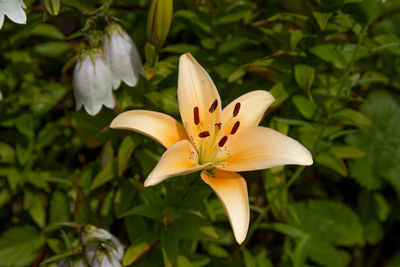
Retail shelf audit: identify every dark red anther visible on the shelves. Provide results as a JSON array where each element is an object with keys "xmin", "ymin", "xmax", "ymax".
[
  {"xmin": 209, "ymin": 99, "xmax": 218, "ymax": 113},
  {"xmin": 199, "ymin": 131, "xmax": 210, "ymax": 138},
  {"xmin": 233, "ymin": 102, "xmax": 241, "ymax": 117},
  {"xmin": 215, "ymin": 122, "xmax": 222, "ymax": 129},
  {"xmin": 193, "ymin": 106, "xmax": 200, "ymax": 125},
  {"xmin": 218, "ymin": 136, "xmax": 228, "ymax": 147},
  {"xmin": 231, "ymin": 121, "xmax": 240, "ymax": 135}
]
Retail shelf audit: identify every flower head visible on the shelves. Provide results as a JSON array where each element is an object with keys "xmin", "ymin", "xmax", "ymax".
[
  {"xmin": 73, "ymin": 49, "xmax": 114, "ymax": 116},
  {"xmin": 0, "ymin": 0, "xmax": 26, "ymax": 30},
  {"xmin": 104, "ymin": 24, "xmax": 144, "ymax": 90},
  {"xmin": 110, "ymin": 53, "xmax": 313, "ymax": 244}
]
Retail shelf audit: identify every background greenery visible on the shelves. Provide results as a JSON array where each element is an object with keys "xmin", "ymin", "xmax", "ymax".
[{"xmin": 1, "ymin": 0, "xmax": 400, "ymax": 266}]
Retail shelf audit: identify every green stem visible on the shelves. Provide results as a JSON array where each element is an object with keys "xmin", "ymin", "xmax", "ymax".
[{"xmin": 242, "ymin": 3, "xmax": 380, "ymax": 247}]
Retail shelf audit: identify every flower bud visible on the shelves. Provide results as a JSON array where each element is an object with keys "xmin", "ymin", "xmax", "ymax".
[
  {"xmin": 44, "ymin": 0, "xmax": 60, "ymax": 16},
  {"xmin": 0, "ymin": 0, "xmax": 27, "ymax": 30},
  {"xmin": 103, "ymin": 24, "xmax": 144, "ymax": 89},
  {"xmin": 73, "ymin": 50, "xmax": 114, "ymax": 116},
  {"xmin": 146, "ymin": 0, "xmax": 173, "ymax": 50}
]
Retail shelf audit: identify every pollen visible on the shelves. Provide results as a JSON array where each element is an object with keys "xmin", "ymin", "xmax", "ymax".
[
  {"xmin": 209, "ymin": 99, "xmax": 218, "ymax": 113},
  {"xmin": 233, "ymin": 102, "xmax": 241, "ymax": 117},
  {"xmin": 215, "ymin": 122, "xmax": 222, "ymax": 129},
  {"xmin": 193, "ymin": 106, "xmax": 200, "ymax": 125},
  {"xmin": 218, "ymin": 136, "xmax": 228, "ymax": 147},
  {"xmin": 199, "ymin": 131, "xmax": 210, "ymax": 138},
  {"xmin": 231, "ymin": 121, "xmax": 240, "ymax": 135}
]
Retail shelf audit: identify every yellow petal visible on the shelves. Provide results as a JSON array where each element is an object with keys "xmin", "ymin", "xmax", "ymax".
[
  {"xmin": 178, "ymin": 53, "xmax": 222, "ymax": 147},
  {"xmin": 110, "ymin": 110, "xmax": 188, "ymax": 148},
  {"xmin": 201, "ymin": 169, "xmax": 249, "ymax": 244},
  {"xmin": 145, "ymin": 140, "xmax": 210, "ymax": 187},
  {"xmin": 216, "ymin": 126, "xmax": 313, "ymax": 172},
  {"xmin": 222, "ymin": 90, "xmax": 275, "ymax": 128}
]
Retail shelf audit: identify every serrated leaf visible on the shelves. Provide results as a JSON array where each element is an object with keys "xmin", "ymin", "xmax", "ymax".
[
  {"xmin": 0, "ymin": 226, "xmax": 46, "ymax": 267},
  {"xmin": 347, "ymin": 90, "xmax": 400, "ymax": 195},
  {"xmin": 286, "ymin": 200, "xmax": 363, "ymax": 246}
]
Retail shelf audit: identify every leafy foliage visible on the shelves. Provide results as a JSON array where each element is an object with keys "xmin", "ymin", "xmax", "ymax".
[{"xmin": 1, "ymin": 0, "xmax": 400, "ymax": 266}]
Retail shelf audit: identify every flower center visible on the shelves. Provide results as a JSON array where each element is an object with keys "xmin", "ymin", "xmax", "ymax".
[{"xmin": 192, "ymin": 99, "xmax": 241, "ymax": 165}]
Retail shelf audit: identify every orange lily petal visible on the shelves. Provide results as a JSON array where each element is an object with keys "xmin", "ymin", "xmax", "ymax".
[
  {"xmin": 201, "ymin": 169, "xmax": 249, "ymax": 244},
  {"xmin": 177, "ymin": 53, "xmax": 222, "ymax": 148},
  {"xmin": 145, "ymin": 140, "xmax": 211, "ymax": 187},
  {"xmin": 222, "ymin": 90, "xmax": 275, "ymax": 129},
  {"xmin": 216, "ymin": 126, "xmax": 313, "ymax": 172},
  {"xmin": 110, "ymin": 110, "xmax": 188, "ymax": 148}
]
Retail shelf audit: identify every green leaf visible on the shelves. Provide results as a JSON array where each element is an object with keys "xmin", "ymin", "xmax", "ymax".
[
  {"xmin": 24, "ymin": 191, "xmax": 46, "ymax": 228},
  {"xmin": 312, "ymin": 12, "xmax": 333, "ymax": 31},
  {"xmin": 332, "ymin": 108, "xmax": 372, "ymax": 127},
  {"xmin": 309, "ymin": 241, "xmax": 350, "ymax": 267},
  {"xmin": 259, "ymin": 222, "xmax": 307, "ymax": 239},
  {"xmin": 0, "ymin": 142, "xmax": 15, "ymax": 163},
  {"xmin": 123, "ymin": 233, "xmax": 158, "ymax": 266},
  {"xmin": 316, "ymin": 151, "xmax": 348, "ymax": 176},
  {"xmin": 331, "ymin": 145, "xmax": 365, "ymax": 159},
  {"xmin": 118, "ymin": 136, "xmax": 139, "ymax": 177},
  {"xmin": 310, "ymin": 44, "xmax": 348, "ymax": 69},
  {"xmin": 347, "ymin": 90, "xmax": 400, "ymax": 194},
  {"xmin": 286, "ymin": 200, "xmax": 363, "ymax": 246},
  {"xmin": 0, "ymin": 226, "xmax": 46, "ymax": 267},
  {"xmin": 33, "ymin": 42, "xmax": 70, "ymax": 58},
  {"xmin": 161, "ymin": 228, "xmax": 179, "ymax": 267},
  {"xmin": 49, "ymin": 190, "xmax": 70, "ymax": 224},
  {"xmin": 292, "ymin": 95, "xmax": 318, "ymax": 120},
  {"xmin": 120, "ymin": 204, "xmax": 164, "ymax": 221},
  {"xmin": 29, "ymin": 23, "xmax": 65, "ymax": 40},
  {"xmin": 44, "ymin": 0, "xmax": 60, "ymax": 16},
  {"xmin": 90, "ymin": 162, "xmax": 116, "ymax": 191},
  {"xmin": 294, "ymin": 64, "xmax": 315, "ymax": 93},
  {"xmin": 270, "ymin": 82, "xmax": 289, "ymax": 108}
]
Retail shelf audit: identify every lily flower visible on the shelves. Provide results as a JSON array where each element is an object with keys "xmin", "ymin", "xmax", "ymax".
[
  {"xmin": 110, "ymin": 53, "xmax": 313, "ymax": 244},
  {"xmin": 103, "ymin": 24, "xmax": 144, "ymax": 90},
  {"xmin": 0, "ymin": 0, "xmax": 26, "ymax": 30},
  {"xmin": 73, "ymin": 49, "xmax": 114, "ymax": 116}
]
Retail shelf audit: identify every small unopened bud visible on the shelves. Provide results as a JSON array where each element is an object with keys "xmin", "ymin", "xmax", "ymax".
[
  {"xmin": 146, "ymin": 0, "xmax": 173, "ymax": 50},
  {"xmin": 44, "ymin": 0, "xmax": 60, "ymax": 16}
]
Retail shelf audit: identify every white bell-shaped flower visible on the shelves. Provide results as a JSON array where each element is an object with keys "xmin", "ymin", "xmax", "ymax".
[
  {"xmin": 0, "ymin": 0, "xmax": 27, "ymax": 30},
  {"xmin": 83, "ymin": 225, "xmax": 124, "ymax": 267},
  {"xmin": 103, "ymin": 24, "xmax": 144, "ymax": 90},
  {"xmin": 73, "ymin": 50, "xmax": 114, "ymax": 116}
]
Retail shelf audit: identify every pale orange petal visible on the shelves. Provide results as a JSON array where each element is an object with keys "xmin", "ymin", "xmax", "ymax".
[
  {"xmin": 201, "ymin": 169, "xmax": 249, "ymax": 244},
  {"xmin": 215, "ymin": 126, "xmax": 313, "ymax": 172},
  {"xmin": 178, "ymin": 53, "xmax": 222, "ymax": 148},
  {"xmin": 145, "ymin": 140, "xmax": 210, "ymax": 187},
  {"xmin": 222, "ymin": 90, "xmax": 275, "ymax": 129},
  {"xmin": 110, "ymin": 110, "xmax": 188, "ymax": 148}
]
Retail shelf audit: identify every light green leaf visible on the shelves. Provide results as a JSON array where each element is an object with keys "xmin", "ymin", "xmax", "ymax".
[
  {"xmin": 292, "ymin": 95, "xmax": 318, "ymax": 120},
  {"xmin": 316, "ymin": 151, "xmax": 348, "ymax": 177},
  {"xmin": 294, "ymin": 65, "xmax": 315, "ymax": 93},
  {"xmin": 312, "ymin": 12, "xmax": 333, "ymax": 31},
  {"xmin": 0, "ymin": 226, "xmax": 46, "ymax": 267}
]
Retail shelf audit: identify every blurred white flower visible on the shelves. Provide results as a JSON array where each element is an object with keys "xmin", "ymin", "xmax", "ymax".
[
  {"xmin": 83, "ymin": 225, "xmax": 124, "ymax": 267},
  {"xmin": 104, "ymin": 24, "xmax": 144, "ymax": 90},
  {"xmin": 73, "ymin": 50, "xmax": 114, "ymax": 116},
  {"xmin": 58, "ymin": 258, "xmax": 86, "ymax": 267},
  {"xmin": 0, "ymin": 0, "xmax": 27, "ymax": 30}
]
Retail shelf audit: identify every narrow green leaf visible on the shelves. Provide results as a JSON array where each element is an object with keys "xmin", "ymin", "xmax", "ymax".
[{"xmin": 312, "ymin": 12, "xmax": 333, "ymax": 31}]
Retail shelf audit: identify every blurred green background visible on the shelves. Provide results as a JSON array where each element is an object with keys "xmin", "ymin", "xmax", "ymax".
[{"xmin": 1, "ymin": 0, "xmax": 400, "ymax": 266}]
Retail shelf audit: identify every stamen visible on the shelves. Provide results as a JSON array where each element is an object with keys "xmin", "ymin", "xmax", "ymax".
[
  {"xmin": 199, "ymin": 131, "xmax": 210, "ymax": 138},
  {"xmin": 215, "ymin": 122, "xmax": 222, "ymax": 129},
  {"xmin": 218, "ymin": 136, "xmax": 228, "ymax": 147},
  {"xmin": 233, "ymin": 102, "xmax": 241, "ymax": 117},
  {"xmin": 193, "ymin": 106, "xmax": 200, "ymax": 125},
  {"xmin": 209, "ymin": 99, "xmax": 218, "ymax": 113},
  {"xmin": 231, "ymin": 121, "xmax": 240, "ymax": 135}
]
